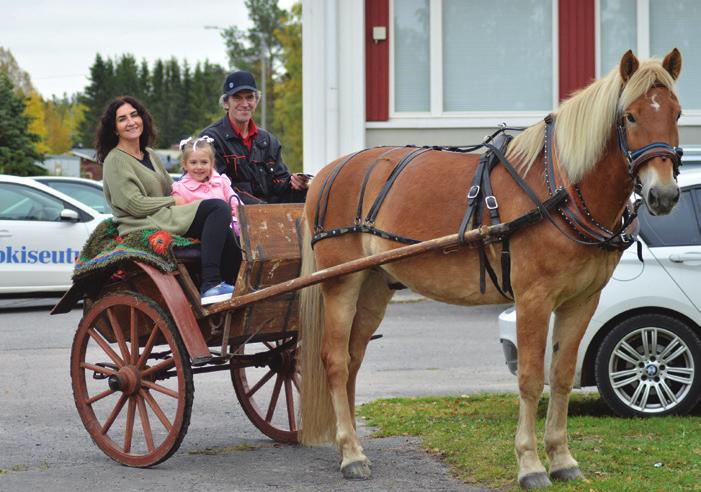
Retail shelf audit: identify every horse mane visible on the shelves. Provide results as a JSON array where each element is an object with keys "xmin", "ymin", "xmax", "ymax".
[{"xmin": 507, "ymin": 57, "xmax": 678, "ymax": 183}]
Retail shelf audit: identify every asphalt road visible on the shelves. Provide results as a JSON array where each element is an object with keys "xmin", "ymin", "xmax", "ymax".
[{"xmin": 0, "ymin": 296, "xmax": 515, "ymax": 491}]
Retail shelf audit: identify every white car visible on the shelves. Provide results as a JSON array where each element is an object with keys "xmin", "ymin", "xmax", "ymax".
[
  {"xmin": 0, "ymin": 174, "xmax": 110, "ymax": 296},
  {"xmin": 499, "ymin": 166, "xmax": 701, "ymax": 417},
  {"xmin": 32, "ymin": 176, "xmax": 111, "ymax": 215}
]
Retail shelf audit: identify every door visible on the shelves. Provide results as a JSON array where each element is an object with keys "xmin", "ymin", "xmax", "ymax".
[
  {"xmin": 639, "ymin": 186, "xmax": 701, "ymax": 311},
  {"xmin": 0, "ymin": 182, "xmax": 91, "ymax": 293}
]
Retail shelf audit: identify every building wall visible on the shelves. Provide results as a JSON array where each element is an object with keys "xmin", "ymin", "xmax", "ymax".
[{"xmin": 302, "ymin": 0, "xmax": 701, "ymax": 172}]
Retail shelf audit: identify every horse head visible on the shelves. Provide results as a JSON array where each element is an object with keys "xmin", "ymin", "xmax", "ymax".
[{"xmin": 618, "ymin": 48, "xmax": 682, "ymax": 215}]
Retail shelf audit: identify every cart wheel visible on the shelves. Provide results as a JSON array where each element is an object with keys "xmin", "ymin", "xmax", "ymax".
[
  {"xmin": 230, "ymin": 336, "xmax": 300, "ymax": 443},
  {"xmin": 71, "ymin": 291, "xmax": 194, "ymax": 467}
]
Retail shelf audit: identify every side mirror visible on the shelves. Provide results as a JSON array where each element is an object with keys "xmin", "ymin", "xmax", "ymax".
[{"xmin": 60, "ymin": 209, "xmax": 80, "ymax": 222}]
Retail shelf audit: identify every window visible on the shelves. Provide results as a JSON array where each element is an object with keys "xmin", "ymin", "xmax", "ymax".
[
  {"xmin": 0, "ymin": 183, "xmax": 65, "ymax": 222},
  {"xmin": 391, "ymin": 0, "xmax": 555, "ymax": 116},
  {"xmin": 638, "ymin": 188, "xmax": 701, "ymax": 247},
  {"xmin": 42, "ymin": 181, "xmax": 111, "ymax": 214},
  {"xmin": 598, "ymin": 0, "xmax": 701, "ymax": 111}
]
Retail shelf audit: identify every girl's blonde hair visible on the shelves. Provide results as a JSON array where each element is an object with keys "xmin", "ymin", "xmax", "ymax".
[{"xmin": 179, "ymin": 136, "xmax": 216, "ymax": 170}]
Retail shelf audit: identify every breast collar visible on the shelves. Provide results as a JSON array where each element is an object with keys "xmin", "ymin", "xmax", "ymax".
[{"xmin": 542, "ymin": 114, "xmax": 638, "ymax": 250}]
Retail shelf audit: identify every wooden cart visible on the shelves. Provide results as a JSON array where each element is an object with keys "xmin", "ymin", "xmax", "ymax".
[
  {"xmin": 52, "ymin": 204, "xmax": 306, "ymax": 467},
  {"xmin": 52, "ymin": 201, "xmax": 515, "ymax": 467}
]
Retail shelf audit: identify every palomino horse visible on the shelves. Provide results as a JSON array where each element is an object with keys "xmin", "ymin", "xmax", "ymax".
[{"xmin": 298, "ymin": 49, "xmax": 683, "ymax": 488}]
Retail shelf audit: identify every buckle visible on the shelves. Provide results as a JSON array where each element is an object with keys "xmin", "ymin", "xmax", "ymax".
[
  {"xmin": 485, "ymin": 195, "xmax": 498, "ymax": 210},
  {"xmin": 467, "ymin": 185, "xmax": 480, "ymax": 199}
]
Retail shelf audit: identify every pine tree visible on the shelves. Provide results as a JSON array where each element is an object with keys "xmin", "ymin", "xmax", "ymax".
[
  {"xmin": 0, "ymin": 74, "xmax": 45, "ymax": 175},
  {"xmin": 78, "ymin": 54, "xmax": 115, "ymax": 146}
]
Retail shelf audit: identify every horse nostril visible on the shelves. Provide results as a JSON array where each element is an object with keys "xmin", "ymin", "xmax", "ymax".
[
  {"xmin": 672, "ymin": 187, "xmax": 680, "ymax": 205},
  {"xmin": 648, "ymin": 188, "xmax": 659, "ymax": 206}
]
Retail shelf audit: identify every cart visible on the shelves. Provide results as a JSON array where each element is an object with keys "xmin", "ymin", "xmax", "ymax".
[
  {"xmin": 52, "ymin": 204, "xmax": 307, "ymax": 467},
  {"xmin": 52, "ymin": 201, "xmax": 528, "ymax": 467}
]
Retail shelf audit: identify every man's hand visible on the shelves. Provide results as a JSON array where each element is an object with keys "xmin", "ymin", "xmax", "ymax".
[{"xmin": 290, "ymin": 173, "xmax": 311, "ymax": 191}]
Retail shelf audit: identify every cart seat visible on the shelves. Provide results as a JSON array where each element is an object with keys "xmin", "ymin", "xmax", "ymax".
[{"xmin": 174, "ymin": 244, "xmax": 201, "ymax": 261}]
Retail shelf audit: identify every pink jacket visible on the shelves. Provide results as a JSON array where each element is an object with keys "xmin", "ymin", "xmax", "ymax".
[{"xmin": 171, "ymin": 170, "xmax": 241, "ymax": 235}]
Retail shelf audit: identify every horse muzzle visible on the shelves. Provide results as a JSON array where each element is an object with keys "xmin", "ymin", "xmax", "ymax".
[{"xmin": 642, "ymin": 180, "xmax": 680, "ymax": 215}]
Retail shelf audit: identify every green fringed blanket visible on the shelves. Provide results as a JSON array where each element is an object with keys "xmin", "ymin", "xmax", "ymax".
[{"xmin": 73, "ymin": 218, "xmax": 198, "ymax": 281}]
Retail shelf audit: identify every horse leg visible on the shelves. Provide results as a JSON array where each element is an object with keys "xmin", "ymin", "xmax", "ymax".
[
  {"xmin": 319, "ymin": 273, "xmax": 371, "ymax": 479},
  {"xmin": 515, "ymin": 299, "xmax": 553, "ymax": 489},
  {"xmin": 544, "ymin": 297, "xmax": 598, "ymax": 483},
  {"xmin": 347, "ymin": 271, "xmax": 394, "ymax": 427}
]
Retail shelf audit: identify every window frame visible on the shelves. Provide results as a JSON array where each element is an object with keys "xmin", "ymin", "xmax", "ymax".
[
  {"xmin": 595, "ymin": 0, "xmax": 701, "ymax": 124},
  {"xmin": 383, "ymin": 0, "xmax": 559, "ymax": 128}
]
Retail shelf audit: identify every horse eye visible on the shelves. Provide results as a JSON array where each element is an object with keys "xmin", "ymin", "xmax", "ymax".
[
  {"xmin": 626, "ymin": 113, "xmax": 636, "ymax": 123},
  {"xmin": 677, "ymin": 112, "xmax": 682, "ymax": 121}
]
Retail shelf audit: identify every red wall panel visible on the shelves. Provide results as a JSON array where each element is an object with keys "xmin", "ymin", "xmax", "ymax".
[
  {"xmin": 558, "ymin": 0, "xmax": 595, "ymax": 101},
  {"xmin": 365, "ymin": 0, "xmax": 389, "ymax": 121}
]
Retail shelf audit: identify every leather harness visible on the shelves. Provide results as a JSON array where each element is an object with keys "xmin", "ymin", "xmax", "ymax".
[{"xmin": 310, "ymin": 116, "xmax": 683, "ymax": 300}]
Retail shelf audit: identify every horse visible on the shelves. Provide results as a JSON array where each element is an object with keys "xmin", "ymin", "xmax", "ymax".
[{"xmin": 298, "ymin": 49, "xmax": 683, "ymax": 489}]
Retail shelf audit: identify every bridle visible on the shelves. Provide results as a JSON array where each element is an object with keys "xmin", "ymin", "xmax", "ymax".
[{"xmin": 616, "ymin": 115, "xmax": 683, "ymax": 188}]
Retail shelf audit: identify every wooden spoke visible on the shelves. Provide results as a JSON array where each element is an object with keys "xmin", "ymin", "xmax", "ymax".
[
  {"xmin": 141, "ymin": 357, "xmax": 175, "ymax": 379},
  {"xmin": 123, "ymin": 396, "xmax": 136, "ymax": 453},
  {"xmin": 140, "ymin": 389, "xmax": 173, "ymax": 432},
  {"xmin": 137, "ymin": 395, "xmax": 155, "ymax": 453},
  {"xmin": 136, "ymin": 321, "xmax": 162, "ymax": 369},
  {"xmin": 88, "ymin": 328, "xmax": 125, "ymax": 367},
  {"xmin": 284, "ymin": 378, "xmax": 296, "ymax": 431},
  {"xmin": 130, "ymin": 306, "xmax": 138, "ymax": 365},
  {"xmin": 265, "ymin": 374, "xmax": 284, "ymax": 422},
  {"xmin": 142, "ymin": 380, "xmax": 179, "ymax": 399},
  {"xmin": 81, "ymin": 362, "xmax": 117, "ymax": 377},
  {"xmin": 86, "ymin": 388, "xmax": 116, "ymax": 406},
  {"xmin": 101, "ymin": 393, "xmax": 128, "ymax": 435},
  {"xmin": 246, "ymin": 369, "xmax": 275, "ymax": 398},
  {"xmin": 106, "ymin": 307, "xmax": 130, "ymax": 362}
]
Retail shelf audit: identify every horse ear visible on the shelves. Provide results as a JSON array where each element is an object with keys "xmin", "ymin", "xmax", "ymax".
[
  {"xmin": 662, "ymin": 48, "xmax": 682, "ymax": 80},
  {"xmin": 619, "ymin": 50, "xmax": 639, "ymax": 82}
]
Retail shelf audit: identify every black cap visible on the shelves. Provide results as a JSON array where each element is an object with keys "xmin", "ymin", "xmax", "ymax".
[{"xmin": 223, "ymin": 70, "xmax": 257, "ymax": 97}]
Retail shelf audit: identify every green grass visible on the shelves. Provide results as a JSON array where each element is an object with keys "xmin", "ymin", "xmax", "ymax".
[{"xmin": 358, "ymin": 393, "xmax": 701, "ymax": 491}]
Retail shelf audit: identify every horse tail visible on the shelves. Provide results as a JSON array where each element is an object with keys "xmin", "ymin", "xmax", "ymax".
[{"xmin": 298, "ymin": 220, "xmax": 336, "ymax": 445}]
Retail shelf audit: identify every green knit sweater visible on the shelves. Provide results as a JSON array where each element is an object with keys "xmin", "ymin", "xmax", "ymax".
[{"xmin": 103, "ymin": 148, "xmax": 200, "ymax": 236}]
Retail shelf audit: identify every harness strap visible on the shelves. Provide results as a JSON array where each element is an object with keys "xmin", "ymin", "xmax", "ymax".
[
  {"xmin": 355, "ymin": 147, "xmax": 405, "ymax": 223},
  {"xmin": 313, "ymin": 148, "xmax": 372, "ymax": 233},
  {"xmin": 365, "ymin": 147, "xmax": 431, "ymax": 224}
]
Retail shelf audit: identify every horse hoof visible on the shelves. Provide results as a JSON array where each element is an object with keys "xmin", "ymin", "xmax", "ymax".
[
  {"xmin": 341, "ymin": 460, "xmax": 372, "ymax": 480},
  {"xmin": 550, "ymin": 466, "xmax": 584, "ymax": 482},
  {"xmin": 519, "ymin": 472, "xmax": 552, "ymax": 489}
]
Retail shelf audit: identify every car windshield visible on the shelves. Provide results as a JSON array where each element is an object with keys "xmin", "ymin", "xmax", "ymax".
[{"xmin": 43, "ymin": 181, "xmax": 111, "ymax": 214}]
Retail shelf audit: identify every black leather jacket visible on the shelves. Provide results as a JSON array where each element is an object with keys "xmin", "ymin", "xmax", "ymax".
[{"xmin": 200, "ymin": 116, "xmax": 306, "ymax": 204}]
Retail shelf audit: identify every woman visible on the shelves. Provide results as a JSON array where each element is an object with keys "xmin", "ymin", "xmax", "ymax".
[{"xmin": 97, "ymin": 96, "xmax": 240, "ymax": 305}]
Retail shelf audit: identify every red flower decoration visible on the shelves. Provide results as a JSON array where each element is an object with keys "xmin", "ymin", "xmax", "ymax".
[
  {"xmin": 148, "ymin": 230, "xmax": 172, "ymax": 255},
  {"xmin": 115, "ymin": 235, "xmax": 124, "ymax": 244}
]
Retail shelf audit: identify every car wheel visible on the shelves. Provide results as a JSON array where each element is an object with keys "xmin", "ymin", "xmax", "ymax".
[{"xmin": 595, "ymin": 313, "xmax": 701, "ymax": 417}]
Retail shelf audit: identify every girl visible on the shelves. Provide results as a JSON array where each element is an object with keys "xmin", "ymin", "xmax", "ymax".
[
  {"xmin": 172, "ymin": 136, "xmax": 241, "ymax": 236},
  {"xmin": 98, "ymin": 96, "xmax": 238, "ymax": 305}
]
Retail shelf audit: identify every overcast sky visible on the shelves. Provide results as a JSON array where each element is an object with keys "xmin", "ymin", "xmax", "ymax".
[{"xmin": 1, "ymin": 0, "xmax": 294, "ymax": 99}]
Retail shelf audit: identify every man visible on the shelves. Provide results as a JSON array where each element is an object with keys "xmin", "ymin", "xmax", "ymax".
[{"xmin": 200, "ymin": 70, "xmax": 308, "ymax": 204}]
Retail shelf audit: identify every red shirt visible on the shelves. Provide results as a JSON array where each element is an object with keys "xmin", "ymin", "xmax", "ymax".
[{"xmin": 228, "ymin": 116, "xmax": 258, "ymax": 152}]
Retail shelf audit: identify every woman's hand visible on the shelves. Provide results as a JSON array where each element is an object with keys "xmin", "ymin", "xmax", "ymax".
[{"xmin": 173, "ymin": 195, "xmax": 187, "ymax": 206}]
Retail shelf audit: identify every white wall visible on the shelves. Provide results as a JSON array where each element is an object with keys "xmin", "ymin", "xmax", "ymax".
[{"xmin": 302, "ymin": 0, "xmax": 365, "ymax": 174}]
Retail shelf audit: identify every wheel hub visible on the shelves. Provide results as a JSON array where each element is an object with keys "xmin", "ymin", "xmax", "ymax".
[
  {"xmin": 107, "ymin": 365, "xmax": 142, "ymax": 395},
  {"xmin": 644, "ymin": 362, "xmax": 660, "ymax": 377}
]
